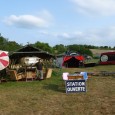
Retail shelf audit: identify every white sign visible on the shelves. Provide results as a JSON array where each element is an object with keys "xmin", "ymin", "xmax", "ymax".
[
  {"xmin": 65, "ymin": 80, "xmax": 86, "ymax": 93},
  {"xmin": 101, "ymin": 55, "xmax": 108, "ymax": 62}
]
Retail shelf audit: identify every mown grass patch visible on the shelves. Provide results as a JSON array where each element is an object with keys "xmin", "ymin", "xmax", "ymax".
[{"xmin": 0, "ymin": 65, "xmax": 114, "ymax": 115}]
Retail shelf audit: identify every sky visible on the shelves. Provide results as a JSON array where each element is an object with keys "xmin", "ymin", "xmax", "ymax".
[{"xmin": 0, "ymin": 0, "xmax": 115, "ymax": 47}]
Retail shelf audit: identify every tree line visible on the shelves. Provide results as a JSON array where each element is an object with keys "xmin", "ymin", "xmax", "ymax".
[{"xmin": 0, "ymin": 35, "xmax": 115, "ymax": 57}]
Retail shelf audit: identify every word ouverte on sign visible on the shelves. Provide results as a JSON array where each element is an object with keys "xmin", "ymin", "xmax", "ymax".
[{"xmin": 65, "ymin": 80, "xmax": 86, "ymax": 93}]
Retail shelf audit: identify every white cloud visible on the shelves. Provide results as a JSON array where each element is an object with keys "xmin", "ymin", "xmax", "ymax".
[
  {"xmin": 38, "ymin": 10, "xmax": 53, "ymax": 21},
  {"xmin": 71, "ymin": 0, "xmax": 115, "ymax": 16},
  {"xmin": 39, "ymin": 27, "xmax": 115, "ymax": 47},
  {"xmin": 3, "ymin": 10, "xmax": 53, "ymax": 29},
  {"xmin": 56, "ymin": 32, "xmax": 70, "ymax": 39}
]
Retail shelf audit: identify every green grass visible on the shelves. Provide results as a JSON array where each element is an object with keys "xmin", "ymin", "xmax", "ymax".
[{"xmin": 0, "ymin": 65, "xmax": 115, "ymax": 115}]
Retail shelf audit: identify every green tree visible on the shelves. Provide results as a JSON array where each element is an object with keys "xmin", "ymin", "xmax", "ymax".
[
  {"xmin": 0, "ymin": 36, "xmax": 22, "ymax": 52},
  {"xmin": 0, "ymin": 36, "xmax": 8, "ymax": 50},
  {"xmin": 53, "ymin": 44, "xmax": 67, "ymax": 54},
  {"xmin": 5, "ymin": 41, "xmax": 22, "ymax": 52},
  {"xmin": 34, "ymin": 41, "xmax": 53, "ymax": 53},
  {"xmin": 67, "ymin": 44, "xmax": 93, "ymax": 56}
]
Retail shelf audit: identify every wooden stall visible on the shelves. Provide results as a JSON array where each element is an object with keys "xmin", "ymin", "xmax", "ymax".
[{"xmin": 9, "ymin": 45, "xmax": 55, "ymax": 81}]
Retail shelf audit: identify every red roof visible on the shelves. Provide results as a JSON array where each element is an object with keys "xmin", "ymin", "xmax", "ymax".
[{"xmin": 101, "ymin": 51, "xmax": 115, "ymax": 55}]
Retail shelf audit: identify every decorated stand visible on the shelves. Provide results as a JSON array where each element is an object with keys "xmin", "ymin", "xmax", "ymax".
[{"xmin": 0, "ymin": 51, "xmax": 9, "ymax": 82}]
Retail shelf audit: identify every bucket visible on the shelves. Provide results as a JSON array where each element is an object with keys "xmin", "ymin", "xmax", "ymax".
[
  {"xmin": 62, "ymin": 72, "xmax": 69, "ymax": 80},
  {"xmin": 80, "ymin": 72, "xmax": 88, "ymax": 80}
]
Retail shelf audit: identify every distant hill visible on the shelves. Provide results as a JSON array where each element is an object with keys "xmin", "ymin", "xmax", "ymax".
[{"xmin": 90, "ymin": 49, "xmax": 115, "ymax": 57}]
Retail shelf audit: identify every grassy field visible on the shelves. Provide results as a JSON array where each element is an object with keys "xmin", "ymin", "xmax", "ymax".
[{"xmin": 0, "ymin": 65, "xmax": 115, "ymax": 115}]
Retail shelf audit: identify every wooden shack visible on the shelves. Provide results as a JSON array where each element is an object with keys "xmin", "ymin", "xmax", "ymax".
[{"xmin": 8, "ymin": 45, "xmax": 55, "ymax": 80}]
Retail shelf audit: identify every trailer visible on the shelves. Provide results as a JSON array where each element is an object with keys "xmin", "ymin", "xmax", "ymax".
[{"xmin": 99, "ymin": 52, "xmax": 115, "ymax": 65}]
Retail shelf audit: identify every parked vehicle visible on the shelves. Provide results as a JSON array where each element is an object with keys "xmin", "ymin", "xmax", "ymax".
[{"xmin": 99, "ymin": 52, "xmax": 115, "ymax": 65}]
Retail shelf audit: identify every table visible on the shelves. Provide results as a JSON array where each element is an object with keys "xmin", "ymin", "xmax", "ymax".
[{"xmin": 68, "ymin": 74, "xmax": 83, "ymax": 80}]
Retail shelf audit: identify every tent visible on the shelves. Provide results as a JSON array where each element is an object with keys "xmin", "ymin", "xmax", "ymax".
[
  {"xmin": 62, "ymin": 55, "xmax": 84, "ymax": 68},
  {"xmin": 99, "ymin": 51, "xmax": 115, "ymax": 65}
]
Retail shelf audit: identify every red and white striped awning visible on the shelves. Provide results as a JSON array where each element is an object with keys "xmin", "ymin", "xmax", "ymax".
[{"xmin": 0, "ymin": 51, "xmax": 9, "ymax": 70}]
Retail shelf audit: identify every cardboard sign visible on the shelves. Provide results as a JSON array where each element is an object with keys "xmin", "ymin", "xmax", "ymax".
[{"xmin": 65, "ymin": 80, "xmax": 86, "ymax": 93}]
